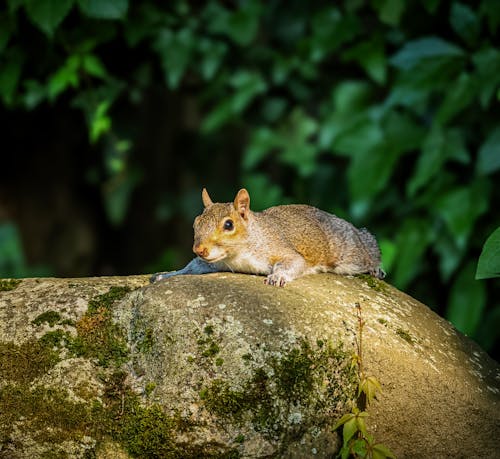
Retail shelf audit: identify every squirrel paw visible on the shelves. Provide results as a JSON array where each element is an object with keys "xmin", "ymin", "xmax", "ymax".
[{"xmin": 264, "ymin": 273, "xmax": 287, "ymax": 287}]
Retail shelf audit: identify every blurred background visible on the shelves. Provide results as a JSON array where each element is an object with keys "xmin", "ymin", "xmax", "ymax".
[{"xmin": 0, "ymin": 1, "xmax": 499, "ymax": 358}]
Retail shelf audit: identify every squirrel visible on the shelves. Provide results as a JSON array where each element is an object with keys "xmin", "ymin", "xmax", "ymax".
[{"xmin": 150, "ymin": 188, "xmax": 385, "ymax": 287}]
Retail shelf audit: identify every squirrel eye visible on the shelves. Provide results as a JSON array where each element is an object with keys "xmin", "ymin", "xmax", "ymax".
[{"xmin": 223, "ymin": 219, "xmax": 234, "ymax": 231}]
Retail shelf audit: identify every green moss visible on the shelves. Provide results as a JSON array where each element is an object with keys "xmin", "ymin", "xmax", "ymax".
[
  {"xmin": 395, "ymin": 328, "xmax": 415, "ymax": 345},
  {"xmin": 204, "ymin": 325, "xmax": 215, "ymax": 335},
  {"xmin": 0, "ymin": 383, "xmax": 92, "ymax": 445},
  {"xmin": 87, "ymin": 286, "xmax": 131, "ymax": 314},
  {"xmin": 74, "ymin": 287, "xmax": 131, "ymax": 367},
  {"xmin": 356, "ymin": 274, "xmax": 390, "ymax": 293},
  {"xmin": 1, "ymin": 284, "xmax": 249, "ymax": 458},
  {"xmin": 145, "ymin": 382, "xmax": 157, "ymax": 396},
  {"xmin": 197, "ymin": 326, "xmax": 221, "ymax": 360},
  {"xmin": 274, "ymin": 340, "xmax": 315, "ymax": 402},
  {"xmin": 32, "ymin": 311, "xmax": 62, "ymax": 327},
  {"xmin": 234, "ymin": 434, "xmax": 245, "ymax": 444},
  {"xmin": 119, "ymin": 394, "xmax": 239, "ymax": 458},
  {"xmin": 0, "ymin": 339, "xmax": 59, "ymax": 382},
  {"xmin": 200, "ymin": 338, "xmax": 356, "ymax": 439},
  {"xmin": 0, "ymin": 279, "xmax": 21, "ymax": 291},
  {"xmin": 202, "ymin": 342, "xmax": 220, "ymax": 358},
  {"xmin": 200, "ymin": 379, "xmax": 250, "ymax": 420}
]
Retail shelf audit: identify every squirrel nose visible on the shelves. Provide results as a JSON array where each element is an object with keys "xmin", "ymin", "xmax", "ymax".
[{"xmin": 194, "ymin": 244, "xmax": 208, "ymax": 258}]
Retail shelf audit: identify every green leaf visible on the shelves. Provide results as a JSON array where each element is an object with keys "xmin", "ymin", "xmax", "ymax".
[
  {"xmin": 450, "ymin": 2, "xmax": 479, "ymax": 45},
  {"xmin": 435, "ymin": 72, "xmax": 477, "ymax": 125},
  {"xmin": 202, "ymin": 71, "xmax": 266, "ymax": 132},
  {"xmin": 433, "ymin": 180, "xmax": 490, "ymax": 249},
  {"xmin": 434, "ymin": 232, "xmax": 465, "ymax": 282},
  {"xmin": 472, "ymin": 47, "xmax": 500, "ymax": 108},
  {"xmin": 229, "ymin": 71, "xmax": 268, "ymax": 113},
  {"xmin": 0, "ymin": 13, "xmax": 14, "ymax": 53},
  {"xmin": 476, "ymin": 127, "xmax": 500, "ymax": 175},
  {"xmin": 447, "ymin": 262, "xmax": 486, "ymax": 335},
  {"xmin": 89, "ymin": 100, "xmax": 111, "ymax": 143},
  {"xmin": 278, "ymin": 108, "xmax": 319, "ymax": 177},
  {"xmin": 342, "ymin": 38, "xmax": 387, "ymax": 84},
  {"xmin": 154, "ymin": 27, "xmax": 194, "ymax": 89},
  {"xmin": 351, "ymin": 438, "xmax": 368, "ymax": 456},
  {"xmin": 309, "ymin": 8, "xmax": 361, "ymax": 61},
  {"xmin": 198, "ymin": 38, "xmax": 227, "ymax": 80},
  {"xmin": 24, "ymin": 0, "xmax": 74, "ymax": 36},
  {"xmin": 359, "ymin": 376, "xmax": 382, "ymax": 405},
  {"xmin": 355, "ymin": 411, "xmax": 369, "ymax": 438},
  {"xmin": 23, "ymin": 79, "xmax": 47, "ymax": 109},
  {"xmin": 382, "ymin": 109, "xmax": 425, "ymax": 154},
  {"xmin": 47, "ymin": 55, "xmax": 80, "ymax": 100},
  {"xmin": 242, "ymin": 174, "xmax": 284, "ymax": 210},
  {"xmin": 476, "ymin": 227, "xmax": 500, "ymax": 279},
  {"xmin": 343, "ymin": 417, "xmax": 358, "ymax": 444},
  {"xmin": 387, "ymin": 56, "xmax": 463, "ymax": 111},
  {"xmin": 480, "ymin": 0, "xmax": 500, "ymax": 34},
  {"xmin": 390, "ymin": 36, "xmax": 464, "ymax": 70},
  {"xmin": 373, "ymin": 0, "xmax": 405, "ymax": 26},
  {"xmin": 333, "ymin": 115, "xmax": 383, "ymax": 156},
  {"xmin": 78, "ymin": 0, "xmax": 128, "ymax": 19},
  {"xmin": 243, "ymin": 127, "xmax": 280, "ymax": 170},
  {"xmin": 392, "ymin": 219, "xmax": 434, "ymax": 289},
  {"xmin": 0, "ymin": 49, "xmax": 23, "ymax": 105},
  {"xmin": 205, "ymin": 0, "xmax": 260, "ymax": 46},
  {"xmin": 408, "ymin": 127, "xmax": 469, "ymax": 196},
  {"xmin": 333, "ymin": 81, "xmax": 372, "ymax": 115},
  {"xmin": 373, "ymin": 443, "xmax": 397, "ymax": 459},
  {"xmin": 333, "ymin": 412, "xmax": 355, "ymax": 431},
  {"xmin": 81, "ymin": 54, "xmax": 108, "ymax": 79},
  {"xmin": 348, "ymin": 145, "xmax": 401, "ymax": 205}
]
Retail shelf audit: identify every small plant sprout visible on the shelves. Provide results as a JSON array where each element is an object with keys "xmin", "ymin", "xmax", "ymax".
[{"xmin": 334, "ymin": 303, "xmax": 396, "ymax": 459}]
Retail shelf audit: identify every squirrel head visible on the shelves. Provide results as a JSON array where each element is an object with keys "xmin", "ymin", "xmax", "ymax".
[{"xmin": 192, "ymin": 188, "xmax": 251, "ymax": 263}]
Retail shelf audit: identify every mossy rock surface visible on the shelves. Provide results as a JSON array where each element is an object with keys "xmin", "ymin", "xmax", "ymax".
[{"xmin": 1, "ymin": 273, "xmax": 500, "ymax": 458}]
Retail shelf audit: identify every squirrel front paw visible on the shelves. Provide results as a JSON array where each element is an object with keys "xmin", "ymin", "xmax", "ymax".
[{"xmin": 264, "ymin": 273, "xmax": 288, "ymax": 287}]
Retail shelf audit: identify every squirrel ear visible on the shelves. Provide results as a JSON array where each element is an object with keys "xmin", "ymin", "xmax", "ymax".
[
  {"xmin": 234, "ymin": 188, "xmax": 250, "ymax": 220},
  {"xmin": 202, "ymin": 188, "xmax": 213, "ymax": 208}
]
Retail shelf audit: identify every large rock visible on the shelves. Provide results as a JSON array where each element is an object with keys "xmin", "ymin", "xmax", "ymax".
[{"xmin": 0, "ymin": 273, "xmax": 499, "ymax": 458}]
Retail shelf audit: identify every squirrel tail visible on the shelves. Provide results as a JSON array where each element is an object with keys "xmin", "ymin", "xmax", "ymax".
[
  {"xmin": 358, "ymin": 228, "xmax": 381, "ymax": 260},
  {"xmin": 358, "ymin": 228, "xmax": 385, "ymax": 278}
]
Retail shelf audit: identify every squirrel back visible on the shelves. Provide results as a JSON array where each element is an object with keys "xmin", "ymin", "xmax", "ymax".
[{"xmin": 187, "ymin": 188, "xmax": 384, "ymax": 286}]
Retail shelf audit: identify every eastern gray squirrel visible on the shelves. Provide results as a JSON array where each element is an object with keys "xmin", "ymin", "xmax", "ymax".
[{"xmin": 150, "ymin": 188, "xmax": 385, "ymax": 287}]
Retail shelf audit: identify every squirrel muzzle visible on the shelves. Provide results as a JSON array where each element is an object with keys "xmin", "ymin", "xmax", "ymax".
[{"xmin": 193, "ymin": 244, "xmax": 209, "ymax": 259}]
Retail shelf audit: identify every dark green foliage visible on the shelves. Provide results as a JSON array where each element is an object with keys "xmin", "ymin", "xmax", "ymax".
[
  {"xmin": 477, "ymin": 227, "xmax": 500, "ymax": 279},
  {"xmin": 1, "ymin": 1, "xmax": 499, "ymax": 355}
]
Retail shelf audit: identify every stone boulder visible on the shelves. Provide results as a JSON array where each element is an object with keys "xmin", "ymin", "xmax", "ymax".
[{"xmin": 0, "ymin": 273, "xmax": 499, "ymax": 458}]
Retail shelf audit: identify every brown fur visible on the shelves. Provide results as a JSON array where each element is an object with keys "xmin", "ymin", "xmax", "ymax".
[{"xmin": 151, "ymin": 189, "xmax": 385, "ymax": 286}]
